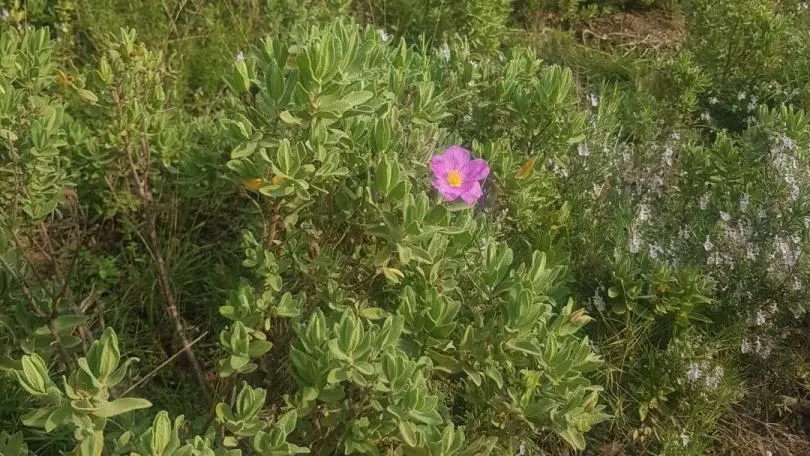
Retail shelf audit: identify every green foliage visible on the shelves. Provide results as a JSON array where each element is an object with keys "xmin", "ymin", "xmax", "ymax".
[
  {"xmin": 0, "ymin": 431, "xmax": 28, "ymax": 456},
  {"xmin": 2, "ymin": 0, "xmax": 810, "ymax": 454},
  {"xmin": 687, "ymin": 0, "xmax": 810, "ymax": 129},
  {"xmin": 372, "ymin": 0, "xmax": 512, "ymax": 52}
]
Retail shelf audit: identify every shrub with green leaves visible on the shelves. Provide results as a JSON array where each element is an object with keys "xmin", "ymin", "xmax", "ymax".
[
  {"xmin": 0, "ymin": 18, "xmax": 607, "ymax": 455},
  {"xmin": 4, "ymin": 0, "xmax": 810, "ymax": 454},
  {"xmin": 687, "ymin": 0, "xmax": 810, "ymax": 129}
]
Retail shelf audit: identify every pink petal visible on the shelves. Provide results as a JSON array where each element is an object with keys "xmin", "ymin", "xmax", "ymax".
[
  {"xmin": 462, "ymin": 159, "xmax": 489, "ymax": 181},
  {"xmin": 433, "ymin": 178, "xmax": 463, "ymax": 201},
  {"xmin": 430, "ymin": 154, "xmax": 451, "ymax": 178},
  {"xmin": 460, "ymin": 181, "xmax": 483, "ymax": 205},
  {"xmin": 443, "ymin": 146, "xmax": 471, "ymax": 170}
]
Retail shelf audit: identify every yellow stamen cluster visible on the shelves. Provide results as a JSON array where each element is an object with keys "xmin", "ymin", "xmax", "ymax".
[{"xmin": 447, "ymin": 169, "xmax": 463, "ymax": 188}]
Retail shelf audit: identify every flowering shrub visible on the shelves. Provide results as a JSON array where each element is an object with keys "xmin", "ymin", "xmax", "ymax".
[
  {"xmin": 2, "ymin": 1, "xmax": 810, "ymax": 454},
  {"xmin": 0, "ymin": 19, "xmax": 607, "ymax": 455}
]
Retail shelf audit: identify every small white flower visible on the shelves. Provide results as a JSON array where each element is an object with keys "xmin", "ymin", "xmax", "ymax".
[
  {"xmin": 637, "ymin": 204, "xmax": 651, "ymax": 222},
  {"xmin": 704, "ymin": 365, "xmax": 724, "ymax": 389},
  {"xmin": 378, "ymin": 29, "xmax": 390, "ymax": 42},
  {"xmin": 649, "ymin": 243, "xmax": 663, "ymax": 260},
  {"xmin": 687, "ymin": 363, "xmax": 702, "ymax": 382},
  {"xmin": 463, "ymin": 114, "xmax": 472, "ymax": 123},
  {"xmin": 680, "ymin": 430, "xmax": 691, "ymax": 448},
  {"xmin": 700, "ymin": 111, "xmax": 711, "ymax": 121},
  {"xmin": 629, "ymin": 230, "xmax": 643, "ymax": 254},
  {"xmin": 748, "ymin": 101, "xmax": 758, "ymax": 112},
  {"xmin": 741, "ymin": 338, "xmax": 752, "ymax": 354},
  {"xmin": 709, "ymin": 96, "xmax": 719, "ymax": 105},
  {"xmin": 236, "ymin": 50, "xmax": 245, "ymax": 62},
  {"xmin": 700, "ymin": 192, "xmax": 711, "ymax": 210},
  {"xmin": 519, "ymin": 443, "xmax": 526, "ymax": 456},
  {"xmin": 703, "ymin": 235, "xmax": 714, "ymax": 252},
  {"xmin": 592, "ymin": 182, "xmax": 605, "ymax": 199},
  {"xmin": 578, "ymin": 142, "xmax": 590, "ymax": 157},
  {"xmin": 739, "ymin": 194, "xmax": 750, "ymax": 212},
  {"xmin": 738, "ymin": 91, "xmax": 747, "ymax": 101},
  {"xmin": 720, "ymin": 211, "xmax": 731, "ymax": 222},
  {"xmin": 592, "ymin": 291, "xmax": 605, "ymax": 312},
  {"xmin": 746, "ymin": 243, "xmax": 759, "ymax": 260},
  {"xmin": 588, "ymin": 93, "xmax": 599, "ymax": 107},
  {"xmin": 663, "ymin": 146, "xmax": 674, "ymax": 167},
  {"xmin": 439, "ymin": 43, "xmax": 451, "ymax": 62},
  {"xmin": 793, "ymin": 277, "xmax": 803, "ymax": 291},
  {"xmin": 755, "ymin": 309, "xmax": 767, "ymax": 326}
]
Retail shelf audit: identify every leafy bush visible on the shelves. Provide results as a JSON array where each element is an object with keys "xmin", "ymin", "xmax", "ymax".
[
  {"xmin": 686, "ymin": 0, "xmax": 810, "ymax": 129},
  {"xmin": 0, "ymin": 19, "xmax": 608, "ymax": 455},
  {"xmin": 3, "ymin": 0, "xmax": 810, "ymax": 454}
]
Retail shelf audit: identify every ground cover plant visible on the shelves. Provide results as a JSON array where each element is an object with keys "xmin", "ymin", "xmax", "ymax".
[{"xmin": 1, "ymin": 0, "xmax": 810, "ymax": 455}]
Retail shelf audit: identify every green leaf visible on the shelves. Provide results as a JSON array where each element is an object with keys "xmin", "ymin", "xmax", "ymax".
[
  {"xmin": 52, "ymin": 315, "xmax": 88, "ymax": 332},
  {"xmin": 75, "ymin": 88, "xmax": 98, "ymax": 104},
  {"xmin": 427, "ymin": 350, "xmax": 461, "ymax": 374},
  {"xmin": 276, "ymin": 409, "xmax": 297, "ymax": 436},
  {"xmin": 462, "ymin": 365, "xmax": 482, "ymax": 386},
  {"xmin": 607, "ymin": 286, "xmax": 620, "ymax": 298},
  {"xmin": 21, "ymin": 407, "xmax": 55, "ymax": 428},
  {"xmin": 231, "ymin": 141, "xmax": 257, "ymax": 159},
  {"xmin": 484, "ymin": 365, "xmax": 504, "ymax": 389},
  {"xmin": 557, "ymin": 427, "xmax": 586, "ymax": 450},
  {"xmin": 45, "ymin": 405, "xmax": 72, "ymax": 432},
  {"xmin": 327, "ymin": 367, "xmax": 348, "ymax": 384},
  {"xmin": 19, "ymin": 355, "xmax": 48, "ymax": 395},
  {"xmin": 279, "ymin": 110, "xmax": 302, "ymax": 125},
  {"xmin": 93, "ymin": 397, "xmax": 152, "ymax": 418},
  {"xmin": 409, "ymin": 246, "xmax": 433, "ymax": 264},
  {"xmin": 566, "ymin": 134, "xmax": 586, "ymax": 144},
  {"xmin": 505, "ymin": 340, "xmax": 542, "ymax": 357},
  {"xmin": 359, "ymin": 307, "xmax": 387, "ymax": 320},
  {"xmin": 153, "ymin": 411, "xmax": 172, "ymax": 454},
  {"xmin": 408, "ymin": 409, "xmax": 442, "ymax": 426},
  {"xmin": 248, "ymin": 340, "xmax": 273, "ymax": 358},
  {"xmin": 0, "ymin": 129, "xmax": 18, "ymax": 141},
  {"xmin": 276, "ymin": 292, "xmax": 300, "ymax": 317},
  {"xmin": 230, "ymin": 355, "xmax": 250, "ymax": 370},
  {"xmin": 98, "ymin": 328, "xmax": 121, "ymax": 378},
  {"xmin": 398, "ymin": 421, "xmax": 419, "ymax": 447}
]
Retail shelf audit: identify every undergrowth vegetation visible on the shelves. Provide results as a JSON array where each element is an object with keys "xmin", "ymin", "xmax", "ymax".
[{"xmin": 1, "ymin": 0, "xmax": 810, "ymax": 455}]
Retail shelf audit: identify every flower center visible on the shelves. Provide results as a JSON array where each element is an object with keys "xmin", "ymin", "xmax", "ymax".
[{"xmin": 447, "ymin": 169, "xmax": 463, "ymax": 188}]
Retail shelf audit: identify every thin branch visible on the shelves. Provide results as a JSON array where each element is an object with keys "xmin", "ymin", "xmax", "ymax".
[
  {"xmin": 120, "ymin": 331, "xmax": 208, "ymax": 397},
  {"xmin": 265, "ymin": 199, "xmax": 284, "ymax": 250}
]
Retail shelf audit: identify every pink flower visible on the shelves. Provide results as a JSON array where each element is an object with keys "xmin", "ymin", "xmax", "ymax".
[{"xmin": 430, "ymin": 146, "xmax": 490, "ymax": 205}]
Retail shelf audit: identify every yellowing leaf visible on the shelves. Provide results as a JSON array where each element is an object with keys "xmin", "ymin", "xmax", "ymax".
[
  {"xmin": 515, "ymin": 157, "xmax": 538, "ymax": 179},
  {"xmin": 242, "ymin": 178, "xmax": 264, "ymax": 191},
  {"xmin": 381, "ymin": 267, "xmax": 405, "ymax": 283},
  {"xmin": 271, "ymin": 175, "xmax": 286, "ymax": 185}
]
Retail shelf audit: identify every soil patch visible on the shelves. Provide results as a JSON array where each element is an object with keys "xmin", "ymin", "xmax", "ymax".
[{"xmin": 575, "ymin": 11, "xmax": 686, "ymax": 54}]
